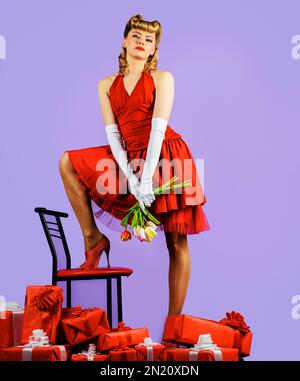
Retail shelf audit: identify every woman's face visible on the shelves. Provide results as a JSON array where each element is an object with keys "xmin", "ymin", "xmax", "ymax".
[{"xmin": 123, "ymin": 28, "xmax": 156, "ymax": 60}]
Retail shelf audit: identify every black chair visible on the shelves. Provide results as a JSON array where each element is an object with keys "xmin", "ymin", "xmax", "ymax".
[{"xmin": 34, "ymin": 207, "xmax": 133, "ymax": 329}]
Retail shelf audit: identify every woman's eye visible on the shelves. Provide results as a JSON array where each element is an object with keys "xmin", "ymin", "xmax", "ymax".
[{"xmin": 132, "ymin": 34, "xmax": 152, "ymax": 43}]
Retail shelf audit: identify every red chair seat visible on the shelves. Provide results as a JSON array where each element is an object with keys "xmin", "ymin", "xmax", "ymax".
[{"xmin": 57, "ymin": 267, "xmax": 133, "ymax": 278}]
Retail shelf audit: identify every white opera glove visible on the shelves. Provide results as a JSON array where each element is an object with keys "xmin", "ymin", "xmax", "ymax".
[
  {"xmin": 105, "ymin": 123, "xmax": 140, "ymax": 200},
  {"xmin": 138, "ymin": 117, "xmax": 168, "ymax": 212}
]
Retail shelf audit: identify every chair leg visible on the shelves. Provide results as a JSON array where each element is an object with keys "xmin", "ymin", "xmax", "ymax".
[
  {"xmin": 106, "ymin": 277, "xmax": 112, "ymax": 329},
  {"xmin": 117, "ymin": 276, "xmax": 123, "ymax": 323},
  {"xmin": 66, "ymin": 280, "xmax": 71, "ymax": 308}
]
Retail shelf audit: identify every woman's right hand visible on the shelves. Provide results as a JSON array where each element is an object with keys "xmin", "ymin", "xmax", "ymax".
[{"xmin": 128, "ymin": 174, "xmax": 154, "ymax": 213}]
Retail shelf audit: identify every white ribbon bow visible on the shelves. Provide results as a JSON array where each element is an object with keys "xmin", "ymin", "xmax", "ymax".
[
  {"xmin": 138, "ymin": 337, "xmax": 160, "ymax": 361},
  {"xmin": 78, "ymin": 343, "xmax": 97, "ymax": 361},
  {"xmin": 189, "ymin": 334, "xmax": 223, "ymax": 361},
  {"xmin": 25, "ymin": 329, "xmax": 50, "ymax": 347}
]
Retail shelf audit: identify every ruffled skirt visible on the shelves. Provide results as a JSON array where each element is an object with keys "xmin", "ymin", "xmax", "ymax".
[{"xmin": 65, "ymin": 136, "xmax": 210, "ymax": 235}]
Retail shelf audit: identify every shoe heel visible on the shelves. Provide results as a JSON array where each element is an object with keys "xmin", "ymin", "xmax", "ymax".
[{"xmin": 105, "ymin": 244, "xmax": 111, "ymax": 267}]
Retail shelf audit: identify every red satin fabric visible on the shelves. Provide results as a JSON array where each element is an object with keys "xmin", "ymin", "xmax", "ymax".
[
  {"xmin": 21, "ymin": 286, "xmax": 63, "ymax": 345},
  {"xmin": 65, "ymin": 70, "xmax": 210, "ymax": 235}
]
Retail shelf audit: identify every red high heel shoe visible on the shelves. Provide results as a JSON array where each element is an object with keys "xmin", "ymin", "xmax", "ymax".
[{"xmin": 80, "ymin": 234, "xmax": 111, "ymax": 270}]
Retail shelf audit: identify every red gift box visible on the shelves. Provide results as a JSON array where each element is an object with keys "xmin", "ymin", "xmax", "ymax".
[
  {"xmin": 71, "ymin": 353, "xmax": 109, "ymax": 361},
  {"xmin": 61, "ymin": 307, "xmax": 110, "ymax": 345},
  {"xmin": 165, "ymin": 347, "xmax": 239, "ymax": 361},
  {"xmin": 0, "ymin": 345, "xmax": 71, "ymax": 361},
  {"xmin": 0, "ymin": 310, "xmax": 24, "ymax": 349},
  {"xmin": 109, "ymin": 345, "xmax": 137, "ymax": 361},
  {"xmin": 21, "ymin": 285, "xmax": 64, "ymax": 345},
  {"xmin": 56, "ymin": 305, "xmax": 81, "ymax": 343},
  {"xmin": 162, "ymin": 314, "xmax": 252, "ymax": 357},
  {"xmin": 98, "ymin": 327, "xmax": 149, "ymax": 352},
  {"xmin": 134, "ymin": 342, "xmax": 166, "ymax": 361}
]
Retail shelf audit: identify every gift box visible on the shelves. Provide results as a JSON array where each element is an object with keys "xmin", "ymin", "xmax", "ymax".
[
  {"xmin": 165, "ymin": 347, "xmax": 239, "ymax": 361},
  {"xmin": 61, "ymin": 306, "xmax": 110, "ymax": 345},
  {"xmin": 2, "ymin": 327, "xmax": 71, "ymax": 361},
  {"xmin": 109, "ymin": 345, "xmax": 138, "ymax": 361},
  {"xmin": 134, "ymin": 337, "xmax": 166, "ymax": 361},
  {"xmin": 21, "ymin": 285, "xmax": 64, "ymax": 345},
  {"xmin": 98, "ymin": 327, "xmax": 149, "ymax": 352},
  {"xmin": 0, "ymin": 309, "xmax": 24, "ymax": 349},
  {"xmin": 0, "ymin": 345, "xmax": 71, "ymax": 361},
  {"xmin": 56, "ymin": 305, "xmax": 81, "ymax": 343},
  {"xmin": 167, "ymin": 333, "xmax": 239, "ymax": 361},
  {"xmin": 162, "ymin": 313, "xmax": 252, "ymax": 357},
  {"xmin": 71, "ymin": 353, "xmax": 109, "ymax": 361}
]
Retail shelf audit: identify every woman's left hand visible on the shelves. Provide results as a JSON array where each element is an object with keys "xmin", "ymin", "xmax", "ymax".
[{"xmin": 138, "ymin": 180, "xmax": 155, "ymax": 212}]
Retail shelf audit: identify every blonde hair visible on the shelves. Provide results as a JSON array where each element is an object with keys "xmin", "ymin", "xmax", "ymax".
[{"xmin": 118, "ymin": 14, "xmax": 162, "ymax": 75}]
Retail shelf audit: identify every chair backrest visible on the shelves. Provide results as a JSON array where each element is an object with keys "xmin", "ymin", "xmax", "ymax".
[{"xmin": 34, "ymin": 207, "xmax": 72, "ymax": 281}]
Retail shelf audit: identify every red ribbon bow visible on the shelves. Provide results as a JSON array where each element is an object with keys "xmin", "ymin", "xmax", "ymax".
[
  {"xmin": 219, "ymin": 311, "xmax": 251, "ymax": 334},
  {"xmin": 112, "ymin": 321, "xmax": 132, "ymax": 332},
  {"xmin": 71, "ymin": 310, "xmax": 83, "ymax": 318},
  {"xmin": 113, "ymin": 344, "xmax": 130, "ymax": 351},
  {"xmin": 71, "ymin": 309, "xmax": 92, "ymax": 318},
  {"xmin": 35, "ymin": 286, "xmax": 64, "ymax": 313}
]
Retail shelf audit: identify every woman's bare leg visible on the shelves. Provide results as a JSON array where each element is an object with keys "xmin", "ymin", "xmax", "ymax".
[
  {"xmin": 165, "ymin": 232, "xmax": 191, "ymax": 316},
  {"xmin": 161, "ymin": 231, "xmax": 190, "ymax": 347},
  {"xmin": 59, "ymin": 152, "xmax": 104, "ymax": 251}
]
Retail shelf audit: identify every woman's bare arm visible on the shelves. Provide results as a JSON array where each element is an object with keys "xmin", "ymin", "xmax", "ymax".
[
  {"xmin": 152, "ymin": 71, "xmax": 174, "ymax": 122},
  {"xmin": 97, "ymin": 76, "xmax": 118, "ymax": 126}
]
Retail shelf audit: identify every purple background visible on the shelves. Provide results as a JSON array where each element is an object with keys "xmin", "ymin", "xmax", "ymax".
[{"xmin": 1, "ymin": 1, "xmax": 300, "ymax": 360}]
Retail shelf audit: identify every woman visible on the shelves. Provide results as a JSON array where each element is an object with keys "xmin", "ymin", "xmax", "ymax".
[{"xmin": 59, "ymin": 14, "xmax": 210, "ymax": 319}]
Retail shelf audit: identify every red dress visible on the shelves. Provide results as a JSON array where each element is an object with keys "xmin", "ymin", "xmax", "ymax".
[{"xmin": 64, "ymin": 70, "xmax": 210, "ymax": 235}]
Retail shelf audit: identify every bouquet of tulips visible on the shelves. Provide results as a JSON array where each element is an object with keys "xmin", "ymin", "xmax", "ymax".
[{"xmin": 120, "ymin": 176, "xmax": 192, "ymax": 242}]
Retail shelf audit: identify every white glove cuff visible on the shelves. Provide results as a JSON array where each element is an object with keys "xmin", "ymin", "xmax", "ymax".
[
  {"xmin": 151, "ymin": 117, "xmax": 168, "ymax": 136},
  {"xmin": 140, "ymin": 117, "xmax": 168, "ymax": 184},
  {"xmin": 105, "ymin": 123, "xmax": 134, "ymax": 179}
]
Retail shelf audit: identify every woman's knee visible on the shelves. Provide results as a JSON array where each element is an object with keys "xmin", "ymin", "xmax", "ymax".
[
  {"xmin": 59, "ymin": 152, "xmax": 72, "ymax": 174},
  {"xmin": 165, "ymin": 231, "xmax": 187, "ymax": 253}
]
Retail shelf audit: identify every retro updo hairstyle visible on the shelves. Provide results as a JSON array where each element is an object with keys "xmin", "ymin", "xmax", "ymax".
[{"xmin": 118, "ymin": 14, "xmax": 162, "ymax": 75}]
